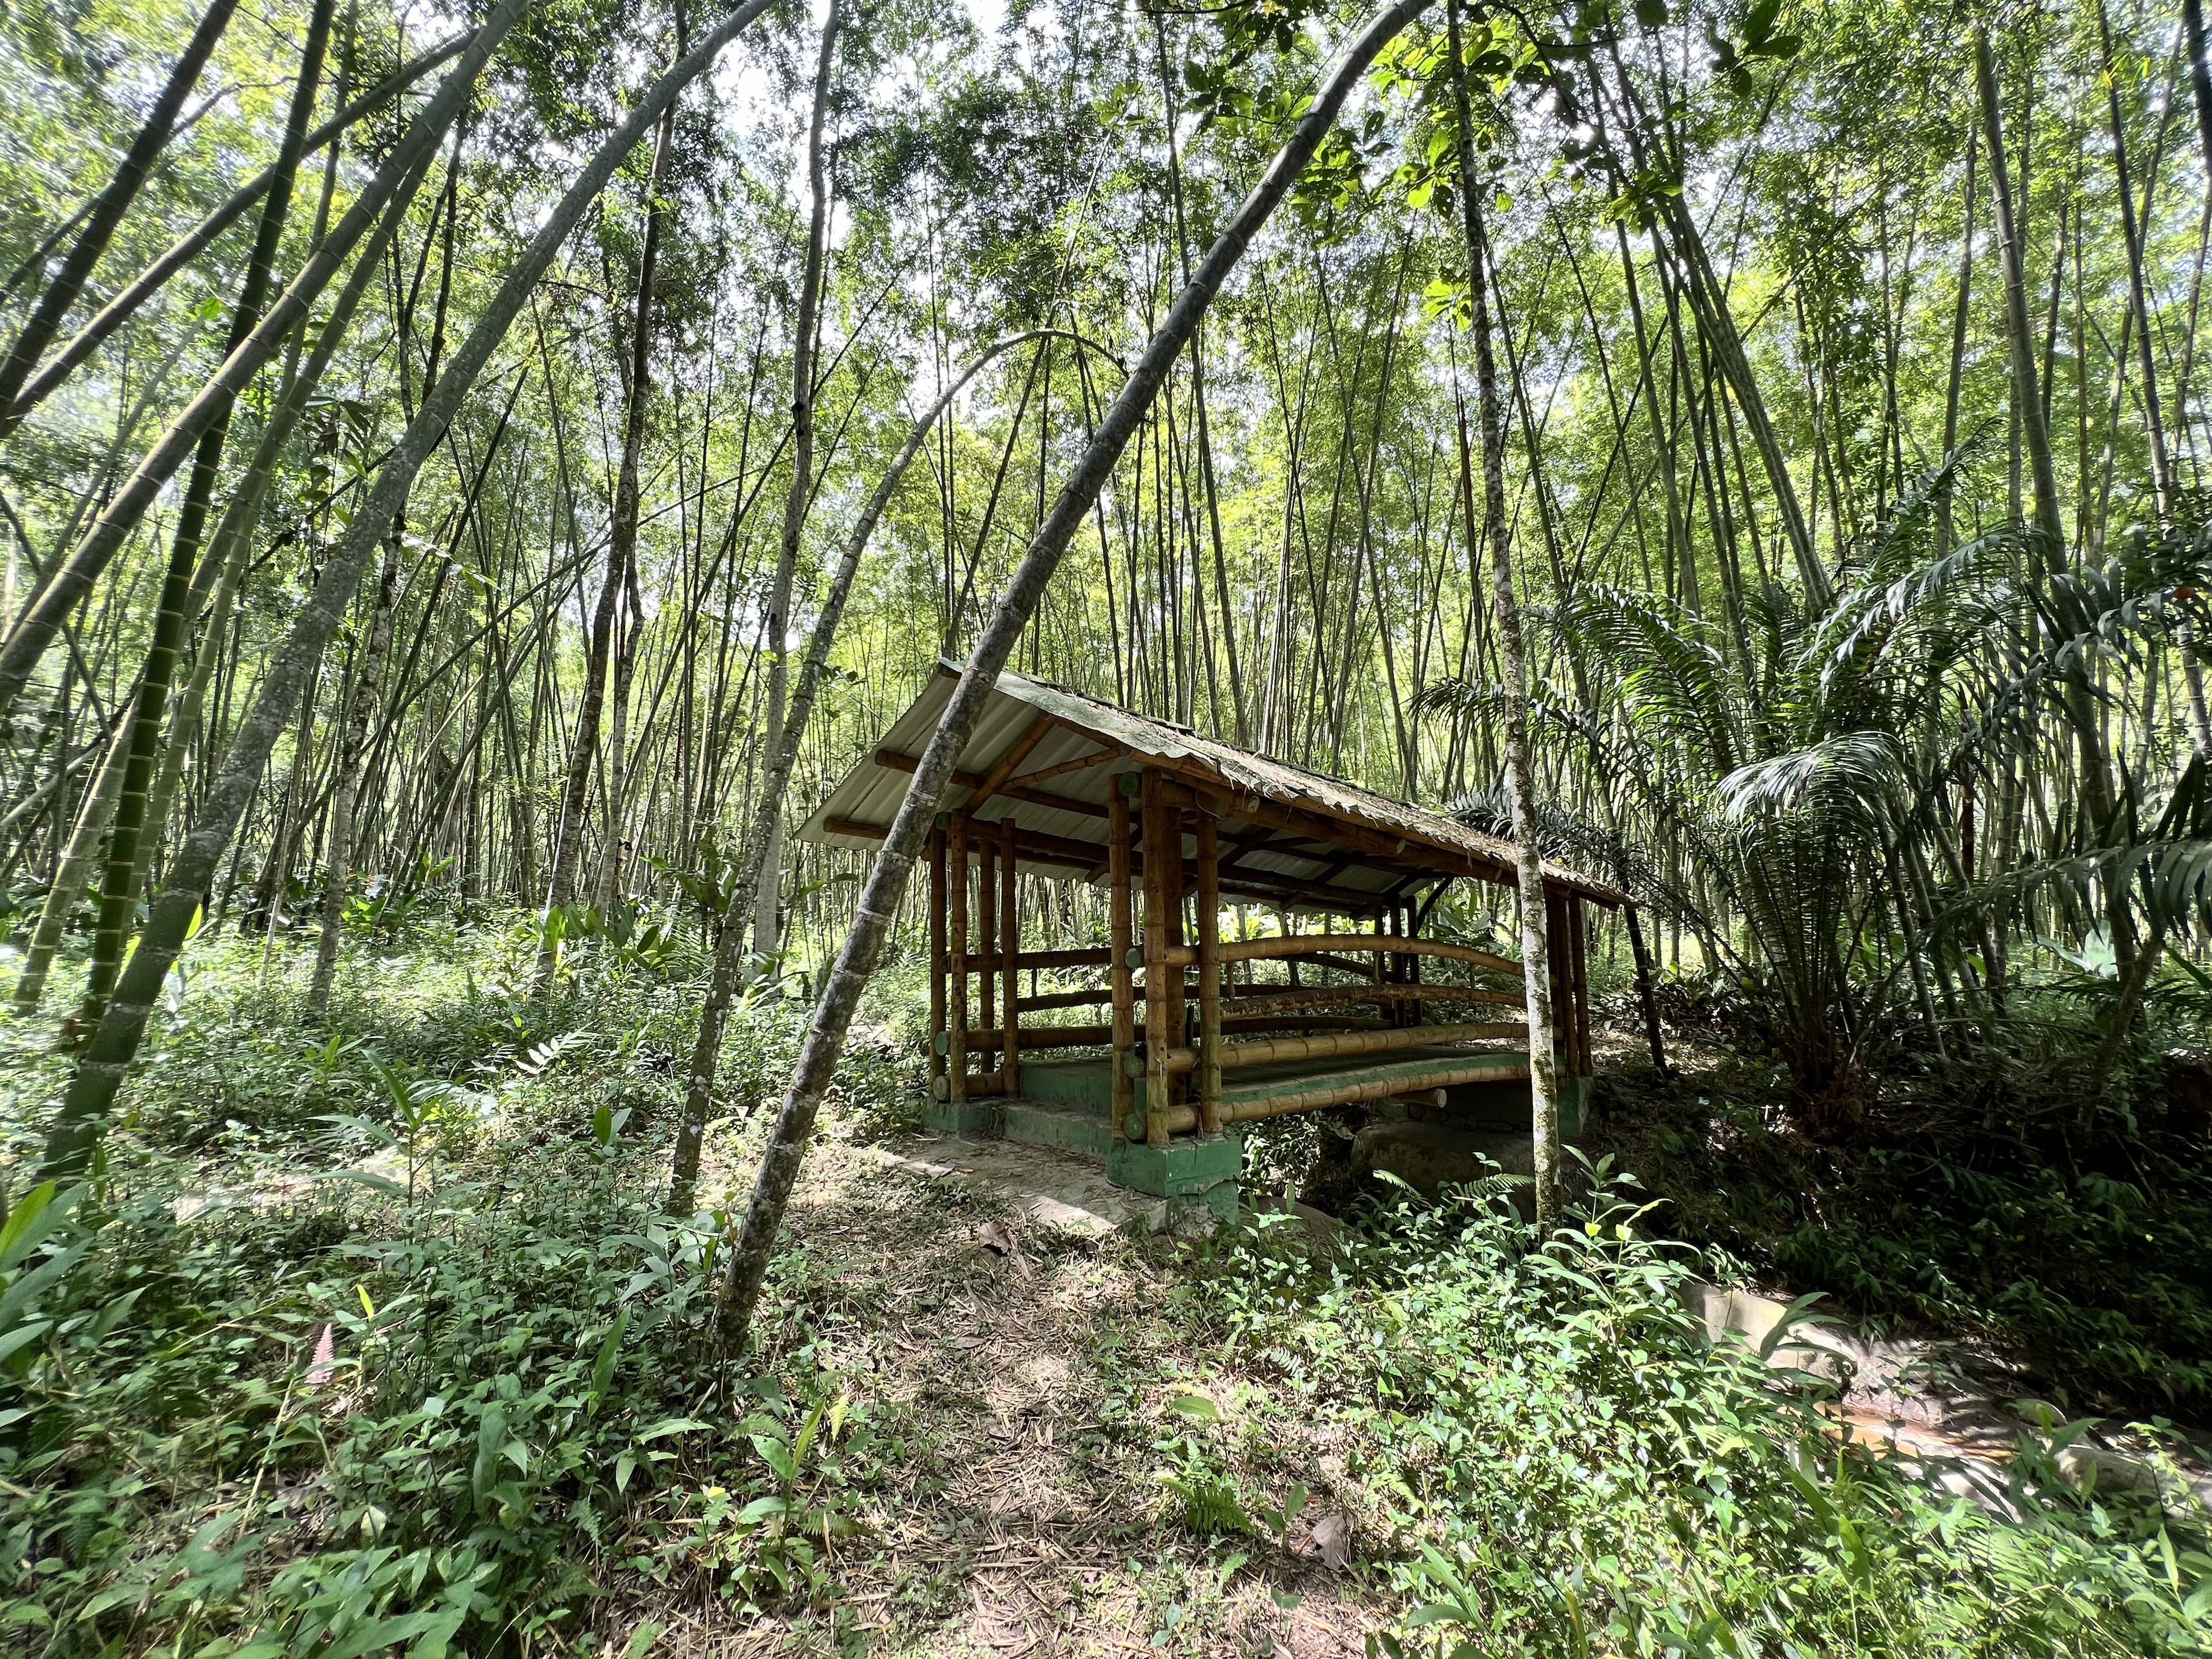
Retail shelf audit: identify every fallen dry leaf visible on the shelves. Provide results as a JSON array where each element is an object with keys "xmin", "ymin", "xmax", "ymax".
[
  {"xmin": 972, "ymin": 1219, "xmax": 1035, "ymax": 1281},
  {"xmin": 1309, "ymin": 1512, "xmax": 1350, "ymax": 1571}
]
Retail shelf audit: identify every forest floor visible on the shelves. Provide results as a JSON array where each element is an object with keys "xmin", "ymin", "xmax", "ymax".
[
  {"xmin": 637, "ymin": 1125, "xmax": 1387, "ymax": 1656},
  {"xmin": 4, "ymin": 921, "xmax": 2210, "ymax": 1656}
]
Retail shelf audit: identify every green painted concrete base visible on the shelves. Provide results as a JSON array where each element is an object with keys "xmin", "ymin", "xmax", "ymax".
[
  {"xmin": 922, "ymin": 1097, "xmax": 1001, "ymax": 1137},
  {"xmin": 1017, "ymin": 1059, "xmax": 1117, "ymax": 1113},
  {"xmin": 925, "ymin": 1052, "xmax": 1588, "ymax": 1228},
  {"xmin": 1002, "ymin": 1099, "xmax": 1115, "ymax": 1158},
  {"xmin": 1559, "ymin": 1074, "xmax": 1588, "ymax": 1138},
  {"xmin": 1107, "ymin": 1132, "xmax": 1242, "ymax": 1219}
]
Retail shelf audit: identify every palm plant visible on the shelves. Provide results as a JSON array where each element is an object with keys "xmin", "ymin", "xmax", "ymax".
[{"xmin": 1423, "ymin": 447, "xmax": 2212, "ymax": 1135}]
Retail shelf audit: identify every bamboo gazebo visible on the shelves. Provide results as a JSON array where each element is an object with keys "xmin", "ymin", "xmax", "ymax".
[{"xmin": 800, "ymin": 664, "xmax": 1622, "ymax": 1216}]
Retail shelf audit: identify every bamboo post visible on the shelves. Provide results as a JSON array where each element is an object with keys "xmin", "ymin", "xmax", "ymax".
[
  {"xmin": 1165, "ymin": 807, "xmax": 1188, "ymax": 1096},
  {"xmin": 1109, "ymin": 784, "xmax": 1135, "ymax": 1141},
  {"xmin": 927, "ymin": 825, "xmax": 945, "ymax": 1100},
  {"xmin": 1406, "ymin": 899, "xmax": 1424, "ymax": 1029},
  {"xmin": 948, "ymin": 810, "xmax": 968, "ymax": 1103},
  {"xmin": 978, "ymin": 834, "xmax": 996, "ymax": 1037},
  {"xmin": 1001, "ymin": 812, "xmax": 1020, "ymax": 1094},
  {"xmin": 1195, "ymin": 810, "xmax": 1222, "ymax": 1136},
  {"xmin": 1141, "ymin": 770, "xmax": 1171, "ymax": 1146},
  {"xmin": 1546, "ymin": 886, "xmax": 1571, "ymax": 1071},
  {"xmin": 1569, "ymin": 893, "xmax": 1592, "ymax": 1077}
]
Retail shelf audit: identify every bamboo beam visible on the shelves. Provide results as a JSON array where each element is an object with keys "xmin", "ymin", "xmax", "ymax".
[
  {"xmin": 1108, "ymin": 788, "xmax": 1134, "ymax": 1142},
  {"xmin": 948, "ymin": 810, "xmax": 968, "ymax": 1104},
  {"xmin": 1022, "ymin": 742, "xmax": 1124, "ymax": 785},
  {"xmin": 1218, "ymin": 984, "xmax": 1519, "ymax": 1016},
  {"xmin": 956, "ymin": 1014, "xmax": 1385, "ymax": 1054},
  {"xmin": 1021, "ymin": 986, "xmax": 1117, "ymax": 1012},
  {"xmin": 1283, "ymin": 950, "xmax": 1386, "ymax": 982},
  {"xmin": 1132, "ymin": 1052, "xmax": 1535, "ymax": 1135},
  {"xmin": 828, "ymin": 813, "xmax": 1391, "ymax": 912},
  {"xmin": 972, "ymin": 715, "xmax": 1055, "ymax": 809},
  {"xmin": 1196, "ymin": 811, "xmax": 1223, "ymax": 1135},
  {"xmin": 869, "ymin": 753, "xmax": 1109, "ymax": 820},
  {"xmin": 957, "ymin": 946, "xmax": 1113, "ymax": 973},
  {"xmin": 938, "ymin": 1023, "xmax": 1112, "ymax": 1051},
  {"xmin": 1001, "ymin": 813, "xmax": 1020, "ymax": 1093},
  {"xmin": 1152, "ymin": 933, "xmax": 1525, "ymax": 976},
  {"xmin": 1147, "ymin": 1020, "xmax": 1526, "ymax": 1075}
]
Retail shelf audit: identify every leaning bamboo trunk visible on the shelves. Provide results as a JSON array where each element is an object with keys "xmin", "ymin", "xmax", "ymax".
[
  {"xmin": 12, "ymin": 715, "xmax": 132, "ymax": 1013},
  {"xmin": 0, "ymin": 36, "xmax": 467, "ymax": 435},
  {"xmin": 43, "ymin": 0, "xmax": 782, "ymax": 1179},
  {"xmin": 134, "ymin": 143, "xmax": 444, "ymax": 899},
  {"xmin": 0, "ymin": 0, "xmax": 241, "ymax": 427},
  {"xmin": 1447, "ymin": 0, "xmax": 1561, "ymax": 1233},
  {"xmin": 0, "ymin": 0, "xmax": 526, "ymax": 726},
  {"xmin": 712, "ymin": 0, "xmax": 1440, "ymax": 1351},
  {"xmin": 82, "ymin": 0, "xmax": 335, "ymax": 1029},
  {"xmin": 662, "ymin": 327, "xmax": 1116, "ymax": 1205}
]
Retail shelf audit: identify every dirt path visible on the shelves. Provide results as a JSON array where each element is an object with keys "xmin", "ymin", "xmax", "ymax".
[{"xmin": 628, "ymin": 1134, "xmax": 1384, "ymax": 1656}]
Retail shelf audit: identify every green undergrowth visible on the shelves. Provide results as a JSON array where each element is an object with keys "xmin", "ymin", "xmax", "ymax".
[
  {"xmin": 0, "ymin": 914, "xmax": 923, "ymax": 1654},
  {"xmin": 1150, "ymin": 1175, "xmax": 2212, "ymax": 1656},
  {"xmin": 1586, "ymin": 972, "xmax": 2212, "ymax": 1421},
  {"xmin": 0, "ymin": 922, "xmax": 2206, "ymax": 1654}
]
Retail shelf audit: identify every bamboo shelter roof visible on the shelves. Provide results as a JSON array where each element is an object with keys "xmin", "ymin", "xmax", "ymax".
[{"xmin": 798, "ymin": 662, "xmax": 1623, "ymax": 912}]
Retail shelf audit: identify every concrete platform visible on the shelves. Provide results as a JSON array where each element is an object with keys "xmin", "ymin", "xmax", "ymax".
[
  {"xmin": 925, "ymin": 1048, "xmax": 1578, "ymax": 1223},
  {"xmin": 1016, "ymin": 1050, "xmax": 1579, "ymax": 1134},
  {"xmin": 868, "ymin": 1134, "xmax": 1185, "ymax": 1234}
]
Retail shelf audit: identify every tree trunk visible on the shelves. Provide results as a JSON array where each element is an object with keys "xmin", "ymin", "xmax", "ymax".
[
  {"xmin": 42, "ymin": 0, "xmax": 779, "ymax": 1179},
  {"xmin": 308, "ymin": 539, "xmax": 400, "ymax": 1008},
  {"xmin": 710, "ymin": 0, "xmax": 1435, "ymax": 1349},
  {"xmin": 78, "ymin": 0, "xmax": 334, "ymax": 1029},
  {"xmin": 2174, "ymin": 0, "xmax": 2212, "ymax": 753},
  {"xmin": 0, "ymin": 33, "xmax": 465, "ymax": 437},
  {"xmin": 743, "ymin": 1, "xmax": 840, "ymax": 987},
  {"xmin": 666, "ymin": 324, "xmax": 1110, "ymax": 1210},
  {"xmin": 539, "ymin": 70, "xmax": 681, "ymax": 987},
  {"xmin": 1446, "ymin": 0, "xmax": 1561, "ymax": 1233},
  {"xmin": 0, "ymin": 0, "xmax": 522, "ymax": 726},
  {"xmin": 0, "ymin": 0, "xmax": 241, "ymax": 425},
  {"xmin": 12, "ymin": 710, "xmax": 131, "ymax": 1014}
]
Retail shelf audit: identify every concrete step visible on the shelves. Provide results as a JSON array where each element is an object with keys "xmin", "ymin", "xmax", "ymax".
[
  {"xmin": 1001, "ymin": 1097, "xmax": 1115, "ymax": 1160},
  {"xmin": 1016, "ymin": 1058, "xmax": 1117, "ymax": 1114}
]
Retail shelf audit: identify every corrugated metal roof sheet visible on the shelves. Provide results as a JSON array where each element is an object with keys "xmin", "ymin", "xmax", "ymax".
[{"xmin": 797, "ymin": 662, "xmax": 1622, "ymax": 908}]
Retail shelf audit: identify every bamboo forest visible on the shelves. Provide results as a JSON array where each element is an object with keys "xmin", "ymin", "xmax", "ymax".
[{"xmin": 8, "ymin": 0, "xmax": 2212, "ymax": 1649}]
